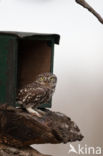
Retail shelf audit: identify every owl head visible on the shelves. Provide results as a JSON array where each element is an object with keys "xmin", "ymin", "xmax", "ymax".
[{"xmin": 36, "ymin": 72, "xmax": 57, "ymax": 89}]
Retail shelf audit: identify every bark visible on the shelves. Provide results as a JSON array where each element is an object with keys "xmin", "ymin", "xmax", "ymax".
[
  {"xmin": 0, "ymin": 104, "xmax": 83, "ymax": 148},
  {"xmin": 0, "ymin": 144, "xmax": 51, "ymax": 156},
  {"xmin": 75, "ymin": 0, "xmax": 103, "ymax": 24}
]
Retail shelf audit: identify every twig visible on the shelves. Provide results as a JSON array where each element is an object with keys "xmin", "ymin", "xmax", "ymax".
[{"xmin": 75, "ymin": 0, "xmax": 103, "ymax": 24}]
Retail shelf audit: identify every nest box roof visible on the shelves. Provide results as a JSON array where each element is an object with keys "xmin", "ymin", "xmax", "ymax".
[{"xmin": 0, "ymin": 31, "xmax": 60, "ymax": 44}]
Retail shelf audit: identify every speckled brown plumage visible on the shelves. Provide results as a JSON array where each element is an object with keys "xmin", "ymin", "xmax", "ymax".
[{"xmin": 17, "ymin": 73, "xmax": 57, "ymax": 114}]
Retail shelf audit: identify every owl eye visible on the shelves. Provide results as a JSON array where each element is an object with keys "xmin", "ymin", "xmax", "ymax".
[
  {"xmin": 50, "ymin": 77, "xmax": 54, "ymax": 82},
  {"xmin": 39, "ymin": 76, "xmax": 44, "ymax": 81}
]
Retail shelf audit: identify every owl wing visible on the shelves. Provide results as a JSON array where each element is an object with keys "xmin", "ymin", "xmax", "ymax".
[{"xmin": 17, "ymin": 83, "xmax": 49, "ymax": 108}]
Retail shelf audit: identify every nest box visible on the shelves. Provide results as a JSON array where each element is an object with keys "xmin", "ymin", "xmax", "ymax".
[{"xmin": 0, "ymin": 31, "xmax": 60, "ymax": 108}]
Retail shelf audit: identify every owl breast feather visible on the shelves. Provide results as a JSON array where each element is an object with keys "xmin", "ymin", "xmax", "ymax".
[{"xmin": 17, "ymin": 83, "xmax": 53, "ymax": 108}]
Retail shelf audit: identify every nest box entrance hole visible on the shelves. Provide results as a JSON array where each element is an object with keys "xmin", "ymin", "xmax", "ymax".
[
  {"xmin": 17, "ymin": 39, "xmax": 53, "ymax": 107},
  {"xmin": 17, "ymin": 39, "xmax": 53, "ymax": 89}
]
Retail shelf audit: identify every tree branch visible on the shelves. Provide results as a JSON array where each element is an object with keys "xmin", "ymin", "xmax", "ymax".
[
  {"xmin": 0, "ymin": 104, "xmax": 83, "ymax": 148},
  {"xmin": 75, "ymin": 0, "xmax": 103, "ymax": 24},
  {"xmin": 0, "ymin": 144, "xmax": 51, "ymax": 156}
]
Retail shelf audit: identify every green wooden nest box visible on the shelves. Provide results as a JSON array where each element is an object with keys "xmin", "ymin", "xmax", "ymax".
[{"xmin": 0, "ymin": 31, "xmax": 60, "ymax": 108}]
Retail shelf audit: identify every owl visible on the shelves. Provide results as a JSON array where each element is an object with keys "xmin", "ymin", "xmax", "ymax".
[{"xmin": 17, "ymin": 72, "xmax": 57, "ymax": 117}]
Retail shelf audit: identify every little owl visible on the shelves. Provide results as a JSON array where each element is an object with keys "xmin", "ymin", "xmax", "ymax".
[{"xmin": 17, "ymin": 72, "xmax": 57, "ymax": 117}]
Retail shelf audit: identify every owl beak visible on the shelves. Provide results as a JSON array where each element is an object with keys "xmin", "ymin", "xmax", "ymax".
[{"xmin": 44, "ymin": 82, "xmax": 50, "ymax": 88}]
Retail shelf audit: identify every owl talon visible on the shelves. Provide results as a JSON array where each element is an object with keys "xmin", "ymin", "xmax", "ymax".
[
  {"xmin": 36, "ymin": 109, "xmax": 46, "ymax": 116},
  {"xmin": 31, "ymin": 112, "xmax": 41, "ymax": 117},
  {"xmin": 26, "ymin": 107, "xmax": 41, "ymax": 117}
]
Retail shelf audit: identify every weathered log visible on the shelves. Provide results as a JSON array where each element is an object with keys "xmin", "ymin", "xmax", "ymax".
[
  {"xmin": 0, "ymin": 104, "xmax": 83, "ymax": 148},
  {"xmin": 0, "ymin": 144, "xmax": 51, "ymax": 156}
]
